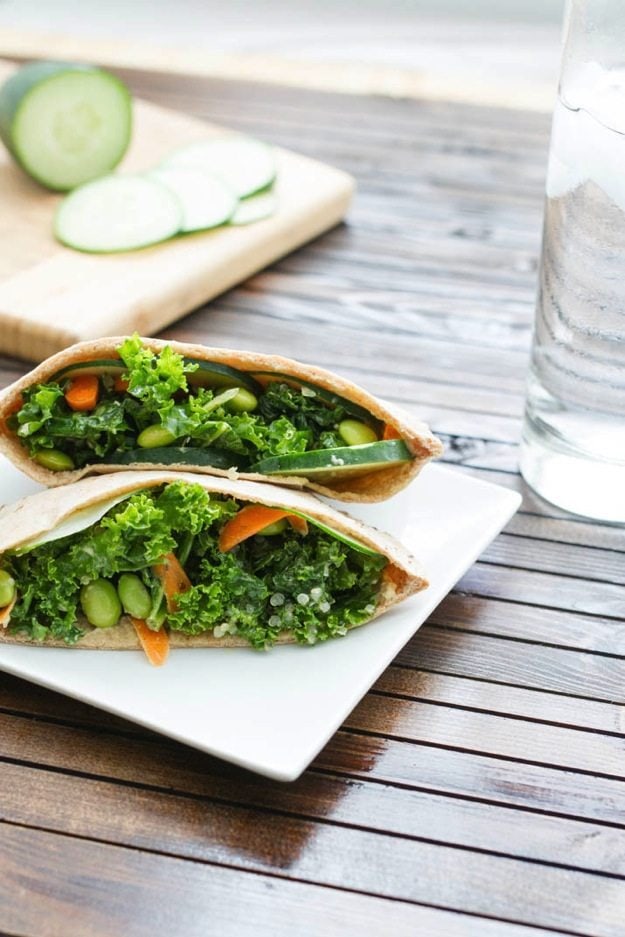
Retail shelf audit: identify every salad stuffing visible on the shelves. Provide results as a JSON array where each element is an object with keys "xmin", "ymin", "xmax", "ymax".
[
  {"xmin": 0, "ymin": 481, "xmax": 388, "ymax": 663},
  {"xmin": 10, "ymin": 336, "xmax": 411, "ymax": 481}
]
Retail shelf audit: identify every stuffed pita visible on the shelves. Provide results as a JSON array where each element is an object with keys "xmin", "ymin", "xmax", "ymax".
[
  {"xmin": 0, "ymin": 471, "xmax": 427, "ymax": 664},
  {"xmin": 0, "ymin": 335, "xmax": 442, "ymax": 502}
]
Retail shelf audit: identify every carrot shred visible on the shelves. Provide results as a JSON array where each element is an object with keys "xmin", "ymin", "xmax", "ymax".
[
  {"xmin": 65, "ymin": 374, "xmax": 99, "ymax": 411},
  {"xmin": 382, "ymin": 424, "xmax": 401, "ymax": 440},
  {"xmin": 288, "ymin": 514, "xmax": 309, "ymax": 535},
  {"xmin": 218, "ymin": 505, "xmax": 295, "ymax": 552},
  {"xmin": 153, "ymin": 552, "xmax": 192, "ymax": 612},
  {"xmin": 131, "ymin": 617, "xmax": 170, "ymax": 667},
  {"xmin": 113, "ymin": 374, "xmax": 129, "ymax": 393},
  {"xmin": 0, "ymin": 594, "xmax": 17, "ymax": 629}
]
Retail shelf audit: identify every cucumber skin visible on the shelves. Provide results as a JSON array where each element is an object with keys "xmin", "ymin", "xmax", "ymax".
[{"xmin": 0, "ymin": 61, "xmax": 132, "ymax": 191}]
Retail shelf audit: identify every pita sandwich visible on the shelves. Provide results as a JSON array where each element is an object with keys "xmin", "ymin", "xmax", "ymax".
[
  {"xmin": 0, "ymin": 335, "xmax": 442, "ymax": 502},
  {"xmin": 0, "ymin": 471, "xmax": 427, "ymax": 664}
]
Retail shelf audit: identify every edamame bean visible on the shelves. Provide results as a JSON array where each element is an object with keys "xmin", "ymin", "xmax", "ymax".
[
  {"xmin": 227, "ymin": 388, "xmax": 258, "ymax": 413},
  {"xmin": 137, "ymin": 425, "xmax": 177, "ymax": 449},
  {"xmin": 338, "ymin": 420, "xmax": 378, "ymax": 447},
  {"xmin": 117, "ymin": 574, "xmax": 151, "ymax": 620},
  {"xmin": 260, "ymin": 518, "xmax": 288, "ymax": 536},
  {"xmin": 80, "ymin": 579, "xmax": 122, "ymax": 629},
  {"xmin": 0, "ymin": 570, "xmax": 16, "ymax": 608},
  {"xmin": 33, "ymin": 449, "xmax": 75, "ymax": 471}
]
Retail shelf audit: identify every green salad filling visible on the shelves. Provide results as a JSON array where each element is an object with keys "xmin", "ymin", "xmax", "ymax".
[
  {"xmin": 10, "ymin": 335, "xmax": 386, "ymax": 472},
  {"xmin": 1, "ymin": 481, "xmax": 387, "ymax": 649}
]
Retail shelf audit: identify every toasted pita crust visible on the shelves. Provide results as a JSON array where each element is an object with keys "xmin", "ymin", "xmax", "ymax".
[
  {"xmin": 0, "ymin": 470, "xmax": 428, "ymax": 650},
  {"xmin": 0, "ymin": 337, "xmax": 443, "ymax": 502}
]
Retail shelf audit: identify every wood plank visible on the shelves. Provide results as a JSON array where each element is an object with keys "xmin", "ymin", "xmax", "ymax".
[
  {"xmin": 458, "ymin": 564, "xmax": 625, "ymax": 620},
  {"xmin": 2, "ymin": 755, "xmax": 625, "ymax": 903},
  {"xmin": 481, "ymin": 534, "xmax": 625, "ymax": 586},
  {"xmin": 429, "ymin": 593, "xmax": 625, "ymax": 656},
  {"xmin": 2, "ymin": 702, "xmax": 625, "ymax": 882},
  {"xmin": 374, "ymin": 668, "xmax": 625, "ymax": 735},
  {"xmin": 1, "ymin": 675, "xmax": 625, "ymax": 826},
  {"xmin": 0, "ymin": 823, "xmax": 444, "ymax": 937},
  {"xmin": 346, "ymin": 695, "xmax": 625, "ymax": 777},
  {"xmin": 399, "ymin": 628, "xmax": 625, "ymax": 703}
]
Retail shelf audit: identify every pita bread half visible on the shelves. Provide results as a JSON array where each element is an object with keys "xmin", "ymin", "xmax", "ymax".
[
  {"xmin": 0, "ymin": 336, "xmax": 443, "ymax": 502},
  {"xmin": 0, "ymin": 470, "xmax": 428, "ymax": 651}
]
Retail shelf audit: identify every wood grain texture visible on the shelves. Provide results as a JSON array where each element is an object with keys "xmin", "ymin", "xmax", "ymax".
[{"xmin": 0, "ymin": 66, "xmax": 623, "ymax": 936}]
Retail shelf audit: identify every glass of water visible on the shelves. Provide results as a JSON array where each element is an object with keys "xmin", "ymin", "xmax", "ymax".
[{"xmin": 520, "ymin": 0, "xmax": 625, "ymax": 523}]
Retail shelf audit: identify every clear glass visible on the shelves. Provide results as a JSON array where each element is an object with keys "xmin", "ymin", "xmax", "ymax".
[{"xmin": 520, "ymin": 0, "xmax": 625, "ymax": 523}]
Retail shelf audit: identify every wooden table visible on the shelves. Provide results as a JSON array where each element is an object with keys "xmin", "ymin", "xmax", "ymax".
[{"xmin": 1, "ymin": 70, "xmax": 624, "ymax": 937}]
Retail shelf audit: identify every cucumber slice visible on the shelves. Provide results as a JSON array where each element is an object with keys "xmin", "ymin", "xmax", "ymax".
[
  {"xmin": 250, "ymin": 371, "xmax": 382, "ymax": 429},
  {"xmin": 52, "ymin": 359, "xmax": 125, "ymax": 381},
  {"xmin": 0, "ymin": 61, "xmax": 132, "ymax": 191},
  {"xmin": 54, "ymin": 175, "xmax": 183, "ymax": 253},
  {"xmin": 103, "ymin": 446, "xmax": 243, "ymax": 470},
  {"xmin": 164, "ymin": 136, "xmax": 276, "ymax": 198},
  {"xmin": 186, "ymin": 359, "xmax": 262, "ymax": 395},
  {"xmin": 230, "ymin": 191, "xmax": 277, "ymax": 226},
  {"xmin": 251, "ymin": 440, "xmax": 412, "ymax": 483},
  {"xmin": 148, "ymin": 166, "xmax": 237, "ymax": 232},
  {"xmin": 290, "ymin": 512, "xmax": 382, "ymax": 558}
]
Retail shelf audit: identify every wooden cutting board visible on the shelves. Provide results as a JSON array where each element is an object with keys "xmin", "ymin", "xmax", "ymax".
[{"xmin": 0, "ymin": 60, "xmax": 355, "ymax": 362}]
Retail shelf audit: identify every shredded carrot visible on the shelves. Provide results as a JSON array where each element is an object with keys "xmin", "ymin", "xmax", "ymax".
[
  {"xmin": 288, "ymin": 514, "xmax": 309, "ymax": 535},
  {"xmin": 131, "ymin": 617, "xmax": 170, "ymax": 667},
  {"xmin": 0, "ymin": 594, "xmax": 16, "ymax": 629},
  {"xmin": 382, "ymin": 424, "xmax": 401, "ymax": 440},
  {"xmin": 153, "ymin": 552, "xmax": 192, "ymax": 612},
  {"xmin": 65, "ymin": 374, "xmax": 100, "ymax": 411},
  {"xmin": 219, "ymin": 505, "xmax": 296, "ymax": 552},
  {"xmin": 113, "ymin": 374, "xmax": 129, "ymax": 393}
]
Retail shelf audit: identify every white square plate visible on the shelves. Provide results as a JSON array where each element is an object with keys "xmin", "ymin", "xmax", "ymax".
[{"xmin": 0, "ymin": 457, "xmax": 520, "ymax": 780}]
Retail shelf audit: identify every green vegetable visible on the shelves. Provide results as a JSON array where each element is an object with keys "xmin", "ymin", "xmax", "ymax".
[
  {"xmin": 80, "ymin": 578, "xmax": 122, "ymax": 628},
  {"xmin": 118, "ymin": 573, "xmax": 151, "ymax": 619},
  {"xmin": 251, "ymin": 439, "xmax": 412, "ymax": 481},
  {"xmin": 33, "ymin": 449, "xmax": 75, "ymax": 471},
  {"xmin": 0, "ymin": 569, "xmax": 16, "ymax": 607},
  {"xmin": 227, "ymin": 388, "xmax": 258, "ymax": 413},
  {"xmin": 102, "ymin": 446, "xmax": 242, "ymax": 470},
  {"xmin": 137, "ymin": 424, "xmax": 177, "ymax": 449},
  {"xmin": 0, "ymin": 61, "xmax": 132, "ymax": 191},
  {"xmin": 54, "ymin": 175, "xmax": 183, "ymax": 253},
  {"xmin": 258, "ymin": 519, "xmax": 288, "ymax": 536},
  {"xmin": 149, "ymin": 165, "xmax": 237, "ymax": 232},
  {"xmin": 338, "ymin": 419, "xmax": 378, "ymax": 447},
  {"xmin": 3, "ymin": 481, "xmax": 385, "ymax": 649},
  {"xmin": 164, "ymin": 135, "xmax": 276, "ymax": 198},
  {"xmin": 230, "ymin": 190, "xmax": 277, "ymax": 226}
]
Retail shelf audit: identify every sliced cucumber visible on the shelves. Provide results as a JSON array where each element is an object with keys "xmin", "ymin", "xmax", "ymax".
[
  {"xmin": 164, "ymin": 135, "xmax": 276, "ymax": 199},
  {"xmin": 250, "ymin": 371, "xmax": 382, "ymax": 429},
  {"xmin": 230, "ymin": 191, "xmax": 277, "ymax": 226},
  {"xmin": 290, "ymin": 511, "xmax": 382, "ymax": 558},
  {"xmin": 251, "ymin": 440, "xmax": 412, "ymax": 483},
  {"xmin": 103, "ymin": 446, "xmax": 243, "ymax": 470},
  {"xmin": 54, "ymin": 175, "xmax": 183, "ymax": 253},
  {"xmin": 148, "ymin": 166, "xmax": 237, "ymax": 232},
  {"xmin": 186, "ymin": 359, "xmax": 262, "ymax": 395},
  {"xmin": 52, "ymin": 359, "xmax": 125, "ymax": 382},
  {"xmin": 0, "ymin": 61, "xmax": 132, "ymax": 191}
]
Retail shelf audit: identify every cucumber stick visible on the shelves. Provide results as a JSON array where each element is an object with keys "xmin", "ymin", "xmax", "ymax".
[
  {"xmin": 0, "ymin": 61, "xmax": 132, "ymax": 191},
  {"xmin": 164, "ymin": 136, "xmax": 276, "ymax": 198},
  {"xmin": 54, "ymin": 175, "xmax": 182, "ymax": 253}
]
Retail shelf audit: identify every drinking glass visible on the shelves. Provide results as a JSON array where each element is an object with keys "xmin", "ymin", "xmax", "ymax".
[{"xmin": 519, "ymin": 0, "xmax": 625, "ymax": 523}]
